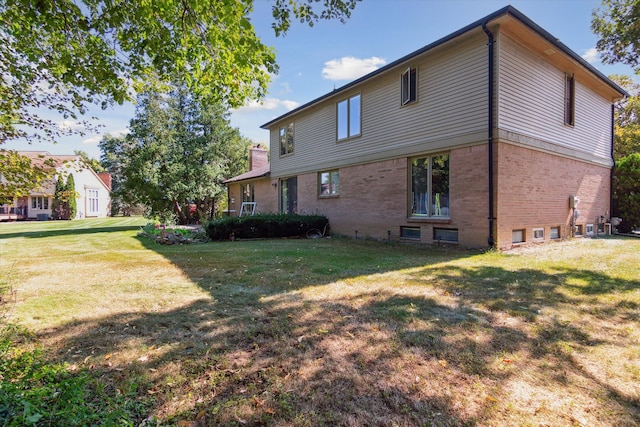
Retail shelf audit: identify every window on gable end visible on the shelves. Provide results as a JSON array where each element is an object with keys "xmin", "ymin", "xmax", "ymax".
[
  {"xmin": 337, "ymin": 94, "xmax": 361, "ymax": 140},
  {"xmin": 401, "ymin": 67, "xmax": 417, "ymax": 105},
  {"xmin": 279, "ymin": 123, "xmax": 294, "ymax": 156},
  {"xmin": 564, "ymin": 74, "xmax": 575, "ymax": 126}
]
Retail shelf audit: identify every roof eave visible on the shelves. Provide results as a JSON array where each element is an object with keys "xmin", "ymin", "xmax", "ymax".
[{"xmin": 260, "ymin": 5, "xmax": 627, "ymax": 130}]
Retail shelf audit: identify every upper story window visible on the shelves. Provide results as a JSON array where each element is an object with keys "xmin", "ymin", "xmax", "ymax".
[
  {"xmin": 401, "ymin": 67, "xmax": 417, "ymax": 105},
  {"xmin": 564, "ymin": 74, "xmax": 575, "ymax": 126},
  {"xmin": 279, "ymin": 123, "xmax": 294, "ymax": 156},
  {"xmin": 410, "ymin": 153, "xmax": 450, "ymax": 218},
  {"xmin": 337, "ymin": 94, "xmax": 361, "ymax": 140},
  {"xmin": 319, "ymin": 170, "xmax": 339, "ymax": 196}
]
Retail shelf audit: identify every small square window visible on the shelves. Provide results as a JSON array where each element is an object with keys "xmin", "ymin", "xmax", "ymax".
[
  {"xmin": 401, "ymin": 226, "xmax": 421, "ymax": 240},
  {"xmin": 533, "ymin": 228, "xmax": 544, "ymax": 241},
  {"xmin": 433, "ymin": 228, "xmax": 458, "ymax": 243},
  {"xmin": 319, "ymin": 170, "xmax": 339, "ymax": 196},
  {"xmin": 586, "ymin": 224, "xmax": 595, "ymax": 236},
  {"xmin": 575, "ymin": 224, "xmax": 583, "ymax": 236},
  {"xmin": 512, "ymin": 229, "xmax": 525, "ymax": 244},
  {"xmin": 550, "ymin": 226, "xmax": 561, "ymax": 239}
]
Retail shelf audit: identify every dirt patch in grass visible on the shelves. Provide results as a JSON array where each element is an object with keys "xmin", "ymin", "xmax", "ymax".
[{"xmin": 1, "ymin": 220, "xmax": 639, "ymax": 426}]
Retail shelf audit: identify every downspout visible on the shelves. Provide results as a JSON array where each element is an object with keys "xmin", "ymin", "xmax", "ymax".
[
  {"xmin": 482, "ymin": 22, "xmax": 495, "ymax": 248},
  {"xmin": 610, "ymin": 103, "xmax": 615, "ymax": 221}
]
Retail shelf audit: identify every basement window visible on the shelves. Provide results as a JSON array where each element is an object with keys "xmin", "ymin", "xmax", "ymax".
[
  {"xmin": 400, "ymin": 226, "xmax": 421, "ymax": 240},
  {"xmin": 433, "ymin": 228, "xmax": 458, "ymax": 243},
  {"xmin": 575, "ymin": 224, "xmax": 583, "ymax": 236},
  {"xmin": 586, "ymin": 223, "xmax": 595, "ymax": 236},
  {"xmin": 533, "ymin": 228, "xmax": 544, "ymax": 242},
  {"xmin": 550, "ymin": 226, "xmax": 561, "ymax": 240},
  {"xmin": 512, "ymin": 229, "xmax": 525, "ymax": 244}
]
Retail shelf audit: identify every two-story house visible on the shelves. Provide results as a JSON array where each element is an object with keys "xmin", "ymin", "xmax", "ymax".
[
  {"xmin": 226, "ymin": 5, "xmax": 626, "ymax": 249},
  {"xmin": 0, "ymin": 151, "xmax": 111, "ymax": 221}
]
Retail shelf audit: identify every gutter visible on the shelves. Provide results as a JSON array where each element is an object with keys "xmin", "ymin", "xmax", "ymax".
[{"xmin": 482, "ymin": 22, "xmax": 495, "ymax": 248}]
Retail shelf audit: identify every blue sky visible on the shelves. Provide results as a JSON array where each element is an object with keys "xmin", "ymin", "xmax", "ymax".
[{"xmin": 6, "ymin": 0, "xmax": 636, "ymax": 160}]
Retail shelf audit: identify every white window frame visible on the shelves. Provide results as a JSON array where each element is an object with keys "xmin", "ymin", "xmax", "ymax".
[
  {"xmin": 533, "ymin": 228, "xmax": 545, "ymax": 242},
  {"xmin": 87, "ymin": 189, "xmax": 99, "ymax": 215},
  {"xmin": 586, "ymin": 223, "xmax": 595, "ymax": 236},
  {"xmin": 512, "ymin": 229, "xmax": 525, "ymax": 244}
]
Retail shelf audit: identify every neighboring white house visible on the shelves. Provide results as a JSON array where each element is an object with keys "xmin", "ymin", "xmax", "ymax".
[{"xmin": 0, "ymin": 151, "xmax": 111, "ymax": 221}]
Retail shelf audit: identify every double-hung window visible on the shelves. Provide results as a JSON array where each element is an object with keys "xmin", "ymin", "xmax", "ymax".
[
  {"xmin": 564, "ymin": 74, "xmax": 575, "ymax": 126},
  {"xmin": 401, "ymin": 67, "xmax": 417, "ymax": 105},
  {"xmin": 319, "ymin": 170, "xmax": 339, "ymax": 196},
  {"xmin": 87, "ymin": 189, "xmax": 99, "ymax": 215},
  {"xmin": 279, "ymin": 123, "xmax": 294, "ymax": 156},
  {"xmin": 337, "ymin": 94, "xmax": 361, "ymax": 140},
  {"xmin": 410, "ymin": 154, "xmax": 450, "ymax": 217}
]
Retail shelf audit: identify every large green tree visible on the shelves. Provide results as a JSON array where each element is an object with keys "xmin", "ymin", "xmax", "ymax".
[
  {"xmin": 0, "ymin": 0, "xmax": 358, "ymax": 199},
  {"xmin": 109, "ymin": 85, "xmax": 250, "ymax": 224},
  {"xmin": 613, "ymin": 153, "xmax": 640, "ymax": 232},
  {"xmin": 592, "ymin": 0, "xmax": 640, "ymax": 73},
  {"xmin": 610, "ymin": 75, "xmax": 640, "ymax": 158}
]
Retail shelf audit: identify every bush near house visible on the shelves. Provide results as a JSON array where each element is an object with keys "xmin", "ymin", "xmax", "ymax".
[
  {"xmin": 613, "ymin": 153, "xmax": 640, "ymax": 233},
  {"xmin": 206, "ymin": 213, "xmax": 329, "ymax": 240}
]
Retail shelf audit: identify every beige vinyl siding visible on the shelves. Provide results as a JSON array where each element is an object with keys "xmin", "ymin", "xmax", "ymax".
[
  {"xmin": 497, "ymin": 34, "xmax": 611, "ymax": 162},
  {"xmin": 270, "ymin": 32, "xmax": 489, "ymax": 178}
]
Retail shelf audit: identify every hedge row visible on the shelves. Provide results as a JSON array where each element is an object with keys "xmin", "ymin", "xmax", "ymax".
[{"xmin": 206, "ymin": 213, "xmax": 329, "ymax": 240}]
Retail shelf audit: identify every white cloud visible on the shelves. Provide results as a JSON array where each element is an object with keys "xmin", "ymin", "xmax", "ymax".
[
  {"xmin": 322, "ymin": 56, "xmax": 387, "ymax": 81},
  {"xmin": 581, "ymin": 47, "xmax": 599, "ymax": 64},
  {"xmin": 82, "ymin": 136, "xmax": 101, "ymax": 145},
  {"xmin": 82, "ymin": 129, "xmax": 129, "ymax": 145},
  {"xmin": 235, "ymin": 98, "xmax": 300, "ymax": 113},
  {"xmin": 56, "ymin": 120, "xmax": 85, "ymax": 131}
]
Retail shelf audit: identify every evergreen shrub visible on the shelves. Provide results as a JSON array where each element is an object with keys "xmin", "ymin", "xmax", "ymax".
[{"xmin": 206, "ymin": 213, "xmax": 329, "ymax": 241}]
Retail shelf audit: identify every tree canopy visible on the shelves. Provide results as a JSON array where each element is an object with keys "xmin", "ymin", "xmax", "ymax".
[
  {"xmin": 592, "ymin": 0, "xmax": 640, "ymax": 73},
  {"xmin": 0, "ymin": 0, "xmax": 359, "ymax": 145},
  {"xmin": 610, "ymin": 75, "xmax": 640, "ymax": 158}
]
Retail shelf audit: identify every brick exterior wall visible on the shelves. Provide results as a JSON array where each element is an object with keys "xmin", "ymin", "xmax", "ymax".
[
  {"xmin": 227, "ymin": 178, "xmax": 278, "ymax": 216},
  {"xmin": 495, "ymin": 142, "xmax": 611, "ymax": 249},
  {"xmin": 291, "ymin": 145, "xmax": 490, "ymax": 247}
]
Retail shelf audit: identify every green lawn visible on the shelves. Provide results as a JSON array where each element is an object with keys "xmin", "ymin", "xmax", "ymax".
[{"xmin": 1, "ymin": 217, "xmax": 639, "ymax": 426}]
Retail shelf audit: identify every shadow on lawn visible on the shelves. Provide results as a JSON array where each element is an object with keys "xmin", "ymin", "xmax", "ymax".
[
  {"xmin": 0, "ymin": 225, "xmax": 141, "ymax": 240},
  {"xmin": 39, "ymin": 238, "xmax": 640, "ymax": 426}
]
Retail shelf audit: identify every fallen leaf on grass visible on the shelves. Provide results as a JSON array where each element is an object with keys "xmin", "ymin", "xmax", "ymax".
[
  {"xmin": 317, "ymin": 328, "xmax": 329, "ymax": 334},
  {"xmin": 502, "ymin": 359, "xmax": 512, "ymax": 363},
  {"xmin": 297, "ymin": 335, "xmax": 306, "ymax": 343},
  {"xmin": 438, "ymin": 359, "xmax": 448, "ymax": 368},
  {"xmin": 486, "ymin": 395, "xmax": 498, "ymax": 403},
  {"xmin": 138, "ymin": 355, "xmax": 149, "ymax": 362},
  {"xmin": 264, "ymin": 407, "xmax": 276, "ymax": 415}
]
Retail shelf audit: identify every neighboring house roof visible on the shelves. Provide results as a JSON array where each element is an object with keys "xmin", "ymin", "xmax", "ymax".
[
  {"xmin": 223, "ymin": 165, "xmax": 270, "ymax": 184},
  {"xmin": 261, "ymin": 5, "xmax": 628, "ymax": 130},
  {"xmin": 16, "ymin": 151, "xmax": 111, "ymax": 193}
]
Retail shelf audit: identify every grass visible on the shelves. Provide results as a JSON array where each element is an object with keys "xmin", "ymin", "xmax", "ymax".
[{"xmin": 1, "ymin": 217, "xmax": 639, "ymax": 426}]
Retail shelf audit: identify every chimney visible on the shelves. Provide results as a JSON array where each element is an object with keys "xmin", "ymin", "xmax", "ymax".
[
  {"xmin": 248, "ymin": 144, "xmax": 269, "ymax": 171},
  {"xmin": 98, "ymin": 172, "xmax": 112, "ymax": 190}
]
